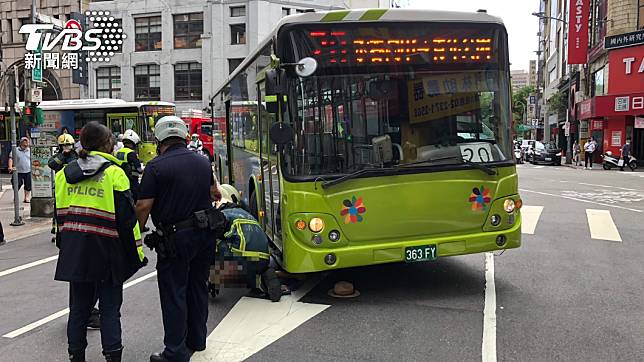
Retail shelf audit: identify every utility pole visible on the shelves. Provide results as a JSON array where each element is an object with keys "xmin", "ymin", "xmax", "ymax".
[{"xmin": 8, "ymin": 70, "xmax": 23, "ymax": 226}]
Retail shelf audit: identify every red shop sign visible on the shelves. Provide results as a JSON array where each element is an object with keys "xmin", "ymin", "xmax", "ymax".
[
  {"xmin": 568, "ymin": 0, "xmax": 590, "ymax": 64},
  {"xmin": 608, "ymin": 44, "xmax": 644, "ymax": 94},
  {"xmin": 592, "ymin": 120, "xmax": 603, "ymax": 130}
]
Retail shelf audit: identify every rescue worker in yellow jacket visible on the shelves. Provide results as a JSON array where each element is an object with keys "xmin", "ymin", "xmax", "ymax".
[
  {"xmin": 115, "ymin": 129, "xmax": 143, "ymax": 202},
  {"xmin": 54, "ymin": 122, "xmax": 145, "ymax": 362}
]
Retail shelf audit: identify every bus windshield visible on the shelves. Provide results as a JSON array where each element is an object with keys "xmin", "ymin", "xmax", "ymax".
[{"xmin": 278, "ymin": 22, "xmax": 511, "ymax": 178}]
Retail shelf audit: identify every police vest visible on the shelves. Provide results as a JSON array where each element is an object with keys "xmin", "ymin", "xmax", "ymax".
[
  {"xmin": 56, "ymin": 152, "xmax": 145, "ymax": 262},
  {"xmin": 55, "ymin": 153, "xmax": 126, "ymax": 239},
  {"xmin": 116, "ymin": 147, "xmax": 133, "ymax": 162}
]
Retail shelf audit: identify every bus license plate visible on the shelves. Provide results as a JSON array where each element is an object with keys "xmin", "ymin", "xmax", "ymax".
[{"xmin": 404, "ymin": 245, "xmax": 437, "ymax": 263}]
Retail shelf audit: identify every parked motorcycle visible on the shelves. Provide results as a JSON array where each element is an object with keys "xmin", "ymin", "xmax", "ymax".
[{"xmin": 601, "ymin": 151, "xmax": 638, "ymax": 171}]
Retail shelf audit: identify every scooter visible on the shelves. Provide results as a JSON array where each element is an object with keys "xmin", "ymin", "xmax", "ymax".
[
  {"xmin": 601, "ymin": 151, "xmax": 638, "ymax": 171},
  {"xmin": 514, "ymin": 146, "xmax": 523, "ymax": 164}
]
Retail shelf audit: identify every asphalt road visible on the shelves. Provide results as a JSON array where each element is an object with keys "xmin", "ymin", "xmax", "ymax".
[{"xmin": 0, "ymin": 164, "xmax": 642, "ymax": 361}]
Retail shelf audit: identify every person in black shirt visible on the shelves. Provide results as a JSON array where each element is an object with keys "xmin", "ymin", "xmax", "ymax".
[
  {"xmin": 136, "ymin": 116, "xmax": 221, "ymax": 362},
  {"xmin": 620, "ymin": 138, "xmax": 632, "ymax": 171}
]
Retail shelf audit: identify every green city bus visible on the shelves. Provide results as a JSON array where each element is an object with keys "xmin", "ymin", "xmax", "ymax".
[
  {"xmin": 211, "ymin": 8, "xmax": 522, "ymax": 273},
  {"xmin": 33, "ymin": 99, "xmax": 175, "ymax": 163}
]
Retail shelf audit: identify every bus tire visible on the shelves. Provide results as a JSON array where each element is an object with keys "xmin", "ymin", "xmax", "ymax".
[{"xmin": 249, "ymin": 190, "xmax": 259, "ymax": 220}]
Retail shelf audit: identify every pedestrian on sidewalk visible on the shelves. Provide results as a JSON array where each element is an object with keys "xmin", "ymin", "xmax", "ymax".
[
  {"xmin": 55, "ymin": 122, "xmax": 145, "ymax": 362},
  {"xmin": 573, "ymin": 140, "xmax": 581, "ymax": 166},
  {"xmin": 584, "ymin": 137, "xmax": 596, "ymax": 169},
  {"xmin": 620, "ymin": 137, "xmax": 632, "ymax": 171},
  {"xmin": 8, "ymin": 137, "xmax": 32, "ymax": 203}
]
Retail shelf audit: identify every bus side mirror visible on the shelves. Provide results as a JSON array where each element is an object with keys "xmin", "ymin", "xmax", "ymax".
[{"xmin": 269, "ymin": 122, "xmax": 294, "ymax": 146}]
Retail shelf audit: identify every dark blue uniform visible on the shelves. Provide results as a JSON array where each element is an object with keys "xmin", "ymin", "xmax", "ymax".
[{"xmin": 139, "ymin": 143, "xmax": 215, "ymax": 362}]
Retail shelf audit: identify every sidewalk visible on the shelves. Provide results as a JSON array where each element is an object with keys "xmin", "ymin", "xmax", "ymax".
[
  {"xmin": 560, "ymin": 160, "xmax": 644, "ymax": 172},
  {"xmin": 0, "ymin": 180, "xmax": 52, "ymax": 243}
]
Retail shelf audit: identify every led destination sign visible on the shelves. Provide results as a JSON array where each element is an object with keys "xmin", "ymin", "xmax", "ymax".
[{"xmin": 286, "ymin": 24, "xmax": 500, "ymax": 67}]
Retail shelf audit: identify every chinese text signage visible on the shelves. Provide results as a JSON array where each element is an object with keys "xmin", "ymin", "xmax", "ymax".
[
  {"xmin": 605, "ymin": 29, "xmax": 644, "ymax": 50},
  {"xmin": 567, "ymin": 0, "xmax": 590, "ymax": 64}
]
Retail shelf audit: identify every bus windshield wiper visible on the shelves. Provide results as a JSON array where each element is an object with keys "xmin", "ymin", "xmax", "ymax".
[
  {"xmin": 397, "ymin": 156, "xmax": 497, "ymax": 176},
  {"xmin": 321, "ymin": 167, "xmax": 395, "ymax": 189}
]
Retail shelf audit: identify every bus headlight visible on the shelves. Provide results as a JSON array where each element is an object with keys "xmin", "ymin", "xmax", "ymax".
[
  {"xmin": 490, "ymin": 214, "xmax": 501, "ymax": 226},
  {"xmin": 503, "ymin": 199, "xmax": 516, "ymax": 213},
  {"xmin": 309, "ymin": 218, "xmax": 325, "ymax": 233}
]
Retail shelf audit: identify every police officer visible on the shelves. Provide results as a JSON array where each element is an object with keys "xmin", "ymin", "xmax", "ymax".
[
  {"xmin": 115, "ymin": 129, "xmax": 143, "ymax": 202},
  {"xmin": 55, "ymin": 122, "xmax": 144, "ymax": 362},
  {"xmin": 136, "ymin": 116, "xmax": 221, "ymax": 362},
  {"xmin": 50, "ymin": 133, "xmax": 103, "ymax": 328}
]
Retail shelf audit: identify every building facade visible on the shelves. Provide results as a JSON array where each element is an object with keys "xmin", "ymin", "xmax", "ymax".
[
  {"xmin": 88, "ymin": 0, "xmax": 389, "ymax": 114},
  {"xmin": 0, "ymin": 0, "xmax": 89, "ymax": 102},
  {"xmin": 575, "ymin": 0, "xmax": 644, "ymax": 162},
  {"xmin": 536, "ymin": 0, "xmax": 644, "ymax": 162},
  {"xmin": 511, "ymin": 69, "xmax": 530, "ymax": 91}
]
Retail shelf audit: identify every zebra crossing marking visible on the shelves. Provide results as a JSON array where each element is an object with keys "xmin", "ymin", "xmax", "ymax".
[
  {"xmin": 521, "ymin": 206, "xmax": 543, "ymax": 235},
  {"xmin": 586, "ymin": 209, "xmax": 622, "ymax": 242}
]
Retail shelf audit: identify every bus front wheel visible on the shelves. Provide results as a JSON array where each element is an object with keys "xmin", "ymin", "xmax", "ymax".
[{"xmin": 249, "ymin": 190, "xmax": 259, "ymax": 220}]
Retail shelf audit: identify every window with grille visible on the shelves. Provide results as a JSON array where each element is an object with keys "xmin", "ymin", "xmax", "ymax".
[
  {"xmin": 230, "ymin": 6, "xmax": 246, "ymax": 17},
  {"xmin": 134, "ymin": 64, "xmax": 161, "ymax": 100},
  {"xmin": 135, "ymin": 16, "xmax": 162, "ymax": 51},
  {"xmin": 96, "ymin": 67, "xmax": 121, "ymax": 99},
  {"xmin": 174, "ymin": 13, "xmax": 203, "ymax": 49},
  {"xmin": 174, "ymin": 63, "xmax": 202, "ymax": 100},
  {"xmin": 228, "ymin": 58, "xmax": 244, "ymax": 74},
  {"xmin": 230, "ymin": 24, "xmax": 246, "ymax": 45}
]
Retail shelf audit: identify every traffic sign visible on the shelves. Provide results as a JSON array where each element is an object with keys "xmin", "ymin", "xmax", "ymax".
[{"xmin": 32, "ymin": 44, "xmax": 43, "ymax": 83}]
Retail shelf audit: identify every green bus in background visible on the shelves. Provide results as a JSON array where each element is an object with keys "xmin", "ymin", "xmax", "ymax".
[
  {"xmin": 211, "ymin": 8, "xmax": 522, "ymax": 273},
  {"xmin": 33, "ymin": 99, "xmax": 175, "ymax": 163}
]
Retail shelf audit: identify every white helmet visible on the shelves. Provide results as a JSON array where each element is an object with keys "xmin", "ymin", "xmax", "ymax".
[
  {"xmin": 218, "ymin": 184, "xmax": 241, "ymax": 205},
  {"xmin": 154, "ymin": 116, "xmax": 188, "ymax": 142},
  {"xmin": 122, "ymin": 129, "xmax": 140, "ymax": 145}
]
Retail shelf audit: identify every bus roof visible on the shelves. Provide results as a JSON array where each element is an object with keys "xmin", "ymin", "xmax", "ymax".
[
  {"xmin": 213, "ymin": 8, "xmax": 504, "ymax": 98},
  {"xmin": 26, "ymin": 99, "xmax": 175, "ymax": 111}
]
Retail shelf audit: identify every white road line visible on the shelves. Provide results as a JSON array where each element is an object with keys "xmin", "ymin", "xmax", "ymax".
[
  {"xmin": 482, "ymin": 252, "xmax": 496, "ymax": 362},
  {"xmin": 533, "ymin": 166, "xmax": 544, "ymax": 169},
  {"xmin": 2, "ymin": 271, "xmax": 157, "ymax": 339},
  {"xmin": 586, "ymin": 209, "xmax": 622, "ymax": 242},
  {"xmin": 520, "ymin": 206, "xmax": 543, "ymax": 235},
  {"xmin": 192, "ymin": 274, "xmax": 329, "ymax": 362},
  {"xmin": 0, "ymin": 255, "xmax": 58, "ymax": 278},
  {"xmin": 577, "ymin": 182, "xmax": 637, "ymax": 191},
  {"xmin": 519, "ymin": 189, "xmax": 643, "ymax": 213}
]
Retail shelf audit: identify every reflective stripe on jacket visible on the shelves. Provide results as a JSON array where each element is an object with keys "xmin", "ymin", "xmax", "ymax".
[{"xmin": 54, "ymin": 151, "xmax": 142, "ymax": 284}]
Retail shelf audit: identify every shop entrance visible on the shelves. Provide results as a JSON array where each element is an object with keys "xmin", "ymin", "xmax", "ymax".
[{"xmin": 634, "ymin": 128, "xmax": 644, "ymax": 165}]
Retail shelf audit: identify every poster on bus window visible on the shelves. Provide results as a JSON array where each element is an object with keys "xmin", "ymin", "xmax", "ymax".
[
  {"xmin": 30, "ymin": 146, "xmax": 53, "ymax": 198},
  {"xmin": 408, "ymin": 84, "xmax": 481, "ymax": 124}
]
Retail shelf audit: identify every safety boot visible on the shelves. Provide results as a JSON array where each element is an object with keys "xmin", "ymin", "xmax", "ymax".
[
  {"xmin": 260, "ymin": 267, "xmax": 282, "ymax": 302},
  {"xmin": 103, "ymin": 347, "xmax": 123, "ymax": 362},
  {"xmin": 68, "ymin": 349, "xmax": 85, "ymax": 362}
]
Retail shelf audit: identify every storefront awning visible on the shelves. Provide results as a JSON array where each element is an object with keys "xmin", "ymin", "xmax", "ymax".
[{"xmin": 576, "ymin": 92, "xmax": 644, "ymax": 120}]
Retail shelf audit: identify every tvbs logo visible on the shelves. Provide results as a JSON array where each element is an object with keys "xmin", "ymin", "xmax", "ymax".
[
  {"xmin": 20, "ymin": 20, "xmax": 101, "ymax": 52},
  {"xmin": 20, "ymin": 11, "xmax": 124, "ymax": 68}
]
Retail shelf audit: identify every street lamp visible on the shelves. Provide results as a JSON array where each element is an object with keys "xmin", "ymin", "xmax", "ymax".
[
  {"xmin": 531, "ymin": 11, "xmax": 574, "ymax": 164},
  {"xmin": 531, "ymin": 12, "xmax": 568, "ymax": 25}
]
